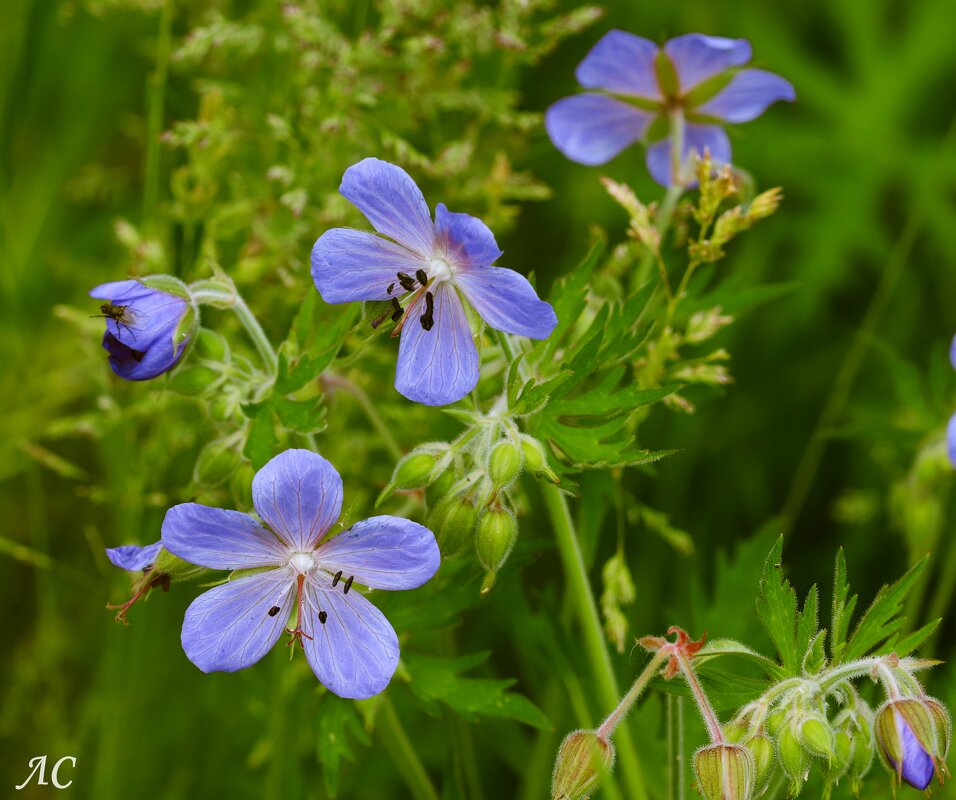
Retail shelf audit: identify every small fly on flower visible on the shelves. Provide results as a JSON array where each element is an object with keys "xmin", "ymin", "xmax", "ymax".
[{"xmin": 91, "ymin": 302, "xmax": 145, "ymax": 342}]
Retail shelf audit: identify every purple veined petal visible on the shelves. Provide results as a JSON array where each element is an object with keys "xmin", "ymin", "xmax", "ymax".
[
  {"xmin": 434, "ymin": 203, "xmax": 503, "ymax": 270},
  {"xmin": 695, "ymin": 68, "xmax": 796, "ymax": 123},
  {"xmin": 545, "ymin": 94, "xmax": 656, "ymax": 166},
  {"xmin": 105, "ymin": 541, "xmax": 163, "ymax": 572},
  {"xmin": 252, "ymin": 449, "xmax": 343, "ymax": 551},
  {"xmin": 575, "ymin": 29, "xmax": 662, "ymax": 100},
  {"xmin": 664, "ymin": 33, "xmax": 752, "ymax": 92},
  {"xmin": 645, "ymin": 123, "xmax": 731, "ymax": 187},
  {"xmin": 180, "ymin": 571, "xmax": 294, "ymax": 673},
  {"xmin": 101, "ymin": 330, "xmax": 187, "ymax": 381},
  {"xmin": 315, "ymin": 516, "xmax": 440, "ymax": 590},
  {"xmin": 162, "ymin": 503, "xmax": 289, "ymax": 570},
  {"xmin": 339, "ymin": 158, "xmax": 435, "ymax": 257},
  {"xmin": 89, "ymin": 279, "xmax": 149, "ymax": 303},
  {"xmin": 947, "ymin": 412, "xmax": 956, "ymax": 469},
  {"xmin": 395, "ymin": 282, "xmax": 479, "ymax": 406},
  {"xmin": 301, "ymin": 582, "xmax": 399, "ymax": 699},
  {"xmin": 311, "ymin": 228, "xmax": 427, "ymax": 303},
  {"xmin": 894, "ymin": 710, "xmax": 935, "ymax": 790},
  {"xmin": 455, "ymin": 267, "xmax": 557, "ymax": 340}
]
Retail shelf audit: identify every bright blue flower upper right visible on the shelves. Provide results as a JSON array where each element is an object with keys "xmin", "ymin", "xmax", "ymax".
[{"xmin": 546, "ymin": 32, "xmax": 795, "ymax": 186}]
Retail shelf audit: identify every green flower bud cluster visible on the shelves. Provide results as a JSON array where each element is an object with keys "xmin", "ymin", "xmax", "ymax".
[{"xmin": 380, "ymin": 411, "xmax": 560, "ymax": 593}]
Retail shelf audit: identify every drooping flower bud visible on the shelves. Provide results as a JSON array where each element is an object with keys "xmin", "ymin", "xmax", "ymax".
[
  {"xmin": 476, "ymin": 506, "xmax": 517, "ymax": 594},
  {"xmin": 488, "ymin": 439, "xmax": 523, "ymax": 492},
  {"xmin": 519, "ymin": 434, "xmax": 560, "ymax": 482},
  {"xmin": 777, "ymin": 724, "xmax": 809, "ymax": 790},
  {"xmin": 551, "ymin": 730, "xmax": 614, "ymax": 800},
  {"xmin": 428, "ymin": 495, "xmax": 477, "ymax": 557},
  {"xmin": 425, "ymin": 469, "xmax": 457, "ymax": 508},
  {"xmin": 693, "ymin": 743, "xmax": 754, "ymax": 800},
  {"xmin": 744, "ymin": 735, "xmax": 774, "ymax": 791},
  {"xmin": 90, "ymin": 276, "xmax": 197, "ymax": 381},
  {"xmin": 799, "ymin": 714, "xmax": 836, "ymax": 763},
  {"xmin": 875, "ymin": 698, "xmax": 949, "ymax": 790}
]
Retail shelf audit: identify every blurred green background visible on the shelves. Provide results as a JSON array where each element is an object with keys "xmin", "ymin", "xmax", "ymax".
[{"xmin": 2, "ymin": 0, "xmax": 955, "ymax": 797}]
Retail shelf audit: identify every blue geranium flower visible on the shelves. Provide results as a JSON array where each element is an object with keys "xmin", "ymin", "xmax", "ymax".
[
  {"xmin": 311, "ymin": 158, "xmax": 557, "ymax": 406},
  {"xmin": 105, "ymin": 541, "xmax": 163, "ymax": 572},
  {"xmin": 90, "ymin": 277, "xmax": 196, "ymax": 381},
  {"xmin": 546, "ymin": 31, "xmax": 795, "ymax": 185},
  {"xmin": 875, "ymin": 700, "xmax": 946, "ymax": 791},
  {"xmin": 948, "ymin": 334, "xmax": 956, "ymax": 468},
  {"xmin": 161, "ymin": 449, "xmax": 440, "ymax": 700}
]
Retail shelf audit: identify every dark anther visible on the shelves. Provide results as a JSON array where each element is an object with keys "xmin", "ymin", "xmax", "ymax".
[
  {"xmin": 387, "ymin": 282, "xmax": 395, "ymax": 295},
  {"xmin": 390, "ymin": 298, "xmax": 404, "ymax": 322},
  {"xmin": 420, "ymin": 291, "xmax": 435, "ymax": 331},
  {"xmin": 397, "ymin": 272, "xmax": 416, "ymax": 291},
  {"xmin": 318, "ymin": 610, "xmax": 328, "ymax": 625},
  {"xmin": 343, "ymin": 575, "xmax": 354, "ymax": 594},
  {"xmin": 268, "ymin": 605, "xmax": 281, "ymax": 617},
  {"xmin": 332, "ymin": 570, "xmax": 342, "ymax": 587},
  {"xmin": 415, "ymin": 268, "xmax": 428, "ymax": 286}
]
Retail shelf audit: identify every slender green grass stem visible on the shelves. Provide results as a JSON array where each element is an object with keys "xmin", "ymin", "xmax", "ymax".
[
  {"xmin": 379, "ymin": 697, "xmax": 441, "ymax": 800},
  {"xmin": 541, "ymin": 482, "xmax": 648, "ymax": 799},
  {"xmin": 325, "ymin": 373, "xmax": 403, "ymax": 461}
]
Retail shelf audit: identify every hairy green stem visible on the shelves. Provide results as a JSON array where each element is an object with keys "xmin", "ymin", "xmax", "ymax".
[
  {"xmin": 597, "ymin": 650, "xmax": 669, "ymax": 739},
  {"xmin": 676, "ymin": 654, "xmax": 723, "ymax": 743},
  {"xmin": 379, "ymin": 696, "xmax": 441, "ymax": 800},
  {"xmin": 232, "ymin": 293, "xmax": 279, "ymax": 376}
]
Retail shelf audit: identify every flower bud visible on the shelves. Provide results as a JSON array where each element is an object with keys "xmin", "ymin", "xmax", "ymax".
[
  {"xmin": 428, "ymin": 495, "xmax": 477, "ymax": 557},
  {"xmin": 194, "ymin": 327, "xmax": 230, "ymax": 363},
  {"xmin": 230, "ymin": 461, "xmax": 256, "ymax": 512},
  {"xmin": 488, "ymin": 439, "xmax": 523, "ymax": 491},
  {"xmin": 722, "ymin": 721, "xmax": 748, "ymax": 744},
  {"xmin": 744, "ymin": 735, "xmax": 774, "ymax": 790},
  {"xmin": 777, "ymin": 725, "xmax": 809, "ymax": 786},
  {"xmin": 875, "ymin": 698, "xmax": 948, "ymax": 790},
  {"xmin": 392, "ymin": 452, "xmax": 439, "ymax": 490},
  {"xmin": 476, "ymin": 507, "xmax": 517, "ymax": 572},
  {"xmin": 551, "ymin": 730, "xmax": 614, "ymax": 800},
  {"xmin": 519, "ymin": 435, "xmax": 559, "ymax": 482},
  {"xmin": 425, "ymin": 469, "xmax": 457, "ymax": 507},
  {"xmin": 693, "ymin": 743, "xmax": 754, "ymax": 800},
  {"xmin": 799, "ymin": 715, "xmax": 836, "ymax": 763},
  {"xmin": 194, "ymin": 437, "xmax": 242, "ymax": 487},
  {"xmin": 90, "ymin": 276, "xmax": 198, "ymax": 381},
  {"xmin": 476, "ymin": 507, "xmax": 517, "ymax": 594},
  {"xmin": 166, "ymin": 365, "xmax": 221, "ymax": 395}
]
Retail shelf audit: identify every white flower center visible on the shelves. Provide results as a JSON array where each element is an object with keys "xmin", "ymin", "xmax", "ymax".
[
  {"xmin": 288, "ymin": 552, "xmax": 316, "ymax": 575},
  {"xmin": 427, "ymin": 257, "xmax": 453, "ymax": 284}
]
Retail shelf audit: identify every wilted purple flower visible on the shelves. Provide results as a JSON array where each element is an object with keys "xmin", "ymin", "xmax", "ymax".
[
  {"xmin": 311, "ymin": 158, "xmax": 557, "ymax": 406},
  {"xmin": 546, "ymin": 31, "xmax": 795, "ymax": 186},
  {"xmin": 105, "ymin": 541, "xmax": 163, "ymax": 572},
  {"xmin": 161, "ymin": 448, "xmax": 440, "ymax": 699},
  {"xmin": 875, "ymin": 699, "xmax": 947, "ymax": 790},
  {"xmin": 90, "ymin": 277, "xmax": 195, "ymax": 381}
]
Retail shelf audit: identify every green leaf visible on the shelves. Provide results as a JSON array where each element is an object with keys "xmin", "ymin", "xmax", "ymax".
[
  {"xmin": 840, "ymin": 556, "xmax": 929, "ymax": 663},
  {"xmin": 404, "ymin": 652, "xmax": 551, "ymax": 730},
  {"xmin": 755, "ymin": 536, "xmax": 819, "ymax": 675},
  {"xmin": 316, "ymin": 696, "xmax": 371, "ymax": 797},
  {"xmin": 695, "ymin": 638, "xmax": 786, "ymax": 680},
  {"xmin": 830, "ymin": 548, "xmax": 857, "ymax": 662}
]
